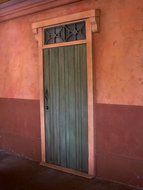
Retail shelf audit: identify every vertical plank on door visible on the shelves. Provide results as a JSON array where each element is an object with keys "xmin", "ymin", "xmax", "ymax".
[{"xmin": 44, "ymin": 44, "xmax": 88, "ymax": 172}]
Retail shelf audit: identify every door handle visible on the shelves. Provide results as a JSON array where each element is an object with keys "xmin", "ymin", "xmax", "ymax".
[{"xmin": 45, "ymin": 89, "xmax": 49, "ymax": 110}]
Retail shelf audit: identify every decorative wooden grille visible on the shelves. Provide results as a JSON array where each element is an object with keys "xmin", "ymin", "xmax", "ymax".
[{"xmin": 44, "ymin": 21, "xmax": 86, "ymax": 45}]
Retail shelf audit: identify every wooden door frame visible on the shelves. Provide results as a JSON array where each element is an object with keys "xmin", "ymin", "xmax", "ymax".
[{"xmin": 32, "ymin": 9, "xmax": 100, "ymax": 178}]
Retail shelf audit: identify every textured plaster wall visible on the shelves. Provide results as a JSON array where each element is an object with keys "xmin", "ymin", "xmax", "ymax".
[
  {"xmin": 0, "ymin": 0, "xmax": 143, "ymax": 187},
  {"xmin": 0, "ymin": 0, "xmax": 143, "ymax": 105},
  {"xmin": 94, "ymin": 0, "xmax": 143, "ymax": 106},
  {"xmin": 0, "ymin": 18, "xmax": 39, "ymax": 99}
]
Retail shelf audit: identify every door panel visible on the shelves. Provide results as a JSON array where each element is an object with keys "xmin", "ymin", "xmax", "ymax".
[{"xmin": 44, "ymin": 44, "xmax": 88, "ymax": 172}]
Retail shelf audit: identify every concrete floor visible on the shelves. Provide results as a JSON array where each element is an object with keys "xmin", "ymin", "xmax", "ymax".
[{"xmin": 0, "ymin": 150, "xmax": 138, "ymax": 190}]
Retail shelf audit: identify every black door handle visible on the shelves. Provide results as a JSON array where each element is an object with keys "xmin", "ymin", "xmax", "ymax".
[{"xmin": 45, "ymin": 89, "xmax": 49, "ymax": 110}]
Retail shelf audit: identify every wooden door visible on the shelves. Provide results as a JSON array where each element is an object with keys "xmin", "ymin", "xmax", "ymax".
[{"xmin": 44, "ymin": 44, "xmax": 88, "ymax": 173}]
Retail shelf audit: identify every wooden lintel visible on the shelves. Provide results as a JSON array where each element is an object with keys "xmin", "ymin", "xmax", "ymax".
[
  {"xmin": 32, "ymin": 9, "xmax": 100, "ymax": 33},
  {"xmin": 32, "ymin": 10, "xmax": 95, "ymax": 30}
]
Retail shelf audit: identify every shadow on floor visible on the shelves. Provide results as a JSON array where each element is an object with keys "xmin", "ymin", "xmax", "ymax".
[{"xmin": 0, "ymin": 150, "xmax": 138, "ymax": 190}]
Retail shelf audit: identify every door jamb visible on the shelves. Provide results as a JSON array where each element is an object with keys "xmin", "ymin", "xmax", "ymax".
[{"xmin": 32, "ymin": 9, "xmax": 100, "ymax": 178}]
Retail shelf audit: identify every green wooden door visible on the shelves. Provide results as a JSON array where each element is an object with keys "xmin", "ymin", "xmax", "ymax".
[{"xmin": 44, "ymin": 44, "xmax": 88, "ymax": 173}]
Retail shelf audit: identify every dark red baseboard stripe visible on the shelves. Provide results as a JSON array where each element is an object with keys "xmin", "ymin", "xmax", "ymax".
[
  {"xmin": 0, "ymin": 99, "xmax": 143, "ymax": 187},
  {"xmin": 95, "ymin": 103, "xmax": 143, "ymax": 187},
  {"xmin": 0, "ymin": 98, "xmax": 41, "ymax": 161}
]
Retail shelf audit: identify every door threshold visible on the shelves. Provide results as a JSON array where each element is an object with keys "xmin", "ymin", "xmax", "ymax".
[{"xmin": 40, "ymin": 162, "xmax": 94, "ymax": 179}]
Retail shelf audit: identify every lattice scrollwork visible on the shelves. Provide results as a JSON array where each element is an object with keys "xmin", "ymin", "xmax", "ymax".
[{"xmin": 44, "ymin": 21, "xmax": 86, "ymax": 45}]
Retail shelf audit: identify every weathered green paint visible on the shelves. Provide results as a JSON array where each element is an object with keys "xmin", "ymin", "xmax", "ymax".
[{"xmin": 44, "ymin": 44, "xmax": 88, "ymax": 172}]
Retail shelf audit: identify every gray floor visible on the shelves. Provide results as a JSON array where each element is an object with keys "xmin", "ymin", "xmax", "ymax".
[{"xmin": 0, "ymin": 150, "xmax": 138, "ymax": 190}]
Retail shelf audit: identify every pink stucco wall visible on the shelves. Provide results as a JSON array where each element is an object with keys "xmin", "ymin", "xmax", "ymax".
[{"xmin": 0, "ymin": 0, "xmax": 143, "ymax": 187}]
